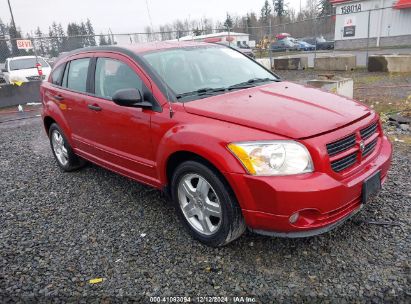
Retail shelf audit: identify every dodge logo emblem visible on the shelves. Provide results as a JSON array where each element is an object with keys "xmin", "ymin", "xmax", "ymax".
[{"xmin": 359, "ymin": 141, "xmax": 365, "ymax": 152}]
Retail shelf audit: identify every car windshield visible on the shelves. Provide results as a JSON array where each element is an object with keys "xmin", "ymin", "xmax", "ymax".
[
  {"xmin": 9, "ymin": 58, "xmax": 49, "ymax": 71},
  {"xmin": 142, "ymin": 46, "xmax": 279, "ymax": 101}
]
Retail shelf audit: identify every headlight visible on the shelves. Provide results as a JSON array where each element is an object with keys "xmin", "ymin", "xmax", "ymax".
[{"xmin": 227, "ymin": 141, "xmax": 313, "ymax": 176}]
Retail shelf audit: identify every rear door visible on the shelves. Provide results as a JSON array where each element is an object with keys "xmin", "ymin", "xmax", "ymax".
[
  {"xmin": 79, "ymin": 54, "xmax": 157, "ymax": 183},
  {"xmin": 57, "ymin": 55, "xmax": 93, "ymax": 147}
]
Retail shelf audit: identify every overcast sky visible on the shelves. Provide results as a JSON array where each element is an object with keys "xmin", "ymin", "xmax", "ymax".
[{"xmin": 0, "ymin": 0, "xmax": 303, "ymax": 35}]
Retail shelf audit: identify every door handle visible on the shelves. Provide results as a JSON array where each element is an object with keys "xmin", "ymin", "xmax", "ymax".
[
  {"xmin": 54, "ymin": 95, "xmax": 64, "ymax": 101},
  {"xmin": 88, "ymin": 104, "xmax": 102, "ymax": 111}
]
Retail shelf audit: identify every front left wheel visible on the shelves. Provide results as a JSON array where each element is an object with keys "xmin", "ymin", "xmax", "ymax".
[
  {"xmin": 171, "ymin": 160, "xmax": 246, "ymax": 247},
  {"xmin": 49, "ymin": 123, "xmax": 86, "ymax": 171}
]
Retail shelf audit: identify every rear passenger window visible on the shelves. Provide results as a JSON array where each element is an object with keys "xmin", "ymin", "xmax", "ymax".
[
  {"xmin": 50, "ymin": 63, "xmax": 66, "ymax": 86},
  {"xmin": 67, "ymin": 58, "xmax": 90, "ymax": 93},
  {"xmin": 94, "ymin": 58, "xmax": 143, "ymax": 99}
]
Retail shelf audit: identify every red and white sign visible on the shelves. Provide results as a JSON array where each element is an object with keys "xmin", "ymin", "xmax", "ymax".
[
  {"xmin": 344, "ymin": 17, "xmax": 356, "ymax": 27},
  {"xmin": 16, "ymin": 39, "xmax": 33, "ymax": 50}
]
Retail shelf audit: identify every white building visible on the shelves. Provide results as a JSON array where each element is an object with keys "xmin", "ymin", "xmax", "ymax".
[
  {"xmin": 172, "ymin": 32, "xmax": 252, "ymax": 47},
  {"xmin": 332, "ymin": 0, "xmax": 411, "ymax": 49}
]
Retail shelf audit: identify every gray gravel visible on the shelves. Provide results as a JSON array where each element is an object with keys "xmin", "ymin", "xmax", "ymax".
[{"xmin": 1, "ymin": 118, "xmax": 410, "ymax": 302}]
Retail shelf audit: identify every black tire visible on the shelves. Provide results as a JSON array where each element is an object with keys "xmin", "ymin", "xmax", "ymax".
[
  {"xmin": 171, "ymin": 160, "xmax": 246, "ymax": 247},
  {"xmin": 48, "ymin": 123, "xmax": 86, "ymax": 171}
]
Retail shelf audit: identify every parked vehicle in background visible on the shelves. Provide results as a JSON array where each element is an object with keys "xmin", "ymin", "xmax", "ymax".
[
  {"xmin": 0, "ymin": 63, "xmax": 6, "ymax": 84},
  {"xmin": 270, "ymin": 38, "xmax": 299, "ymax": 52},
  {"xmin": 302, "ymin": 36, "xmax": 334, "ymax": 50},
  {"xmin": 296, "ymin": 40, "xmax": 316, "ymax": 51},
  {"xmin": 41, "ymin": 42, "xmax": 392, "ymax": 247},
  {"xmin": 1, "ymin": 56, "xmax": 51, "ymax": 84},
  {"xmin": 236, "ymin": 41, "xmax": 250, "ymax": 49},
  {"xmin": 230, "ymin": 45, "xmax": 255, "ymax": 59}
]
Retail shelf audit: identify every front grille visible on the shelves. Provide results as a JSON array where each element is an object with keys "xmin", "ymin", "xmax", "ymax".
[
  {"xmin": 363, "ymin": 137, "xmax": 378, "ymax": 157},
  {"xmin": 326, "ymin": 134, "xmax": 356, "ymax": 156},
  {"xmin": 327, "ymin": 120, "xmax": 380, "ymax": 173},
  {"xmin": 360, "ymin": 122, "xmax": 378, "ymax": 140},
  {"xmin": 330, "ymin": 152, "xmax": 358, "ymax": 172}
]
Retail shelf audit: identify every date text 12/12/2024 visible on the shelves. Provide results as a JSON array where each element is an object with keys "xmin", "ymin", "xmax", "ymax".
[{"xmin": 149, "ymin": 296, "xmax": 257, "ymax": 303}]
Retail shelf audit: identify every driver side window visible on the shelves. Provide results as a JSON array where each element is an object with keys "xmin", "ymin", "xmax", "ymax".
[{"xmin": 95, "ymin": 58, "xmax": 143, "ymax": 99}]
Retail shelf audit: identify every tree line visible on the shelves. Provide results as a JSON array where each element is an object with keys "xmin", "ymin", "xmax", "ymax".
[
  {"xmin": 0, "ymin": 0, "xmax": 334, "ymax": 61},
  {"xmin": 0, "ymin": 18, "xmax": 113, "ymax": 61},
  {"xmin": 142, "ymin": 0, "xmax": 334, "ymax": 42}
]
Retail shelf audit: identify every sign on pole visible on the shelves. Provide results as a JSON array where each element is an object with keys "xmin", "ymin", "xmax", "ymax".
[{"xmin": 16, "ymin": 39, "xmax": 33, "ymax": 50}]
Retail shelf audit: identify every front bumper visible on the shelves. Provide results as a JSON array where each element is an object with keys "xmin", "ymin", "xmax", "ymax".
[{"xmin": 224, "ymin": 135, "xmax": 392, "ymax": 237}]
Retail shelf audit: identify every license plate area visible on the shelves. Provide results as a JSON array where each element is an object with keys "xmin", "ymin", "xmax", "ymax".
[{"xmin": 362, "ymin": 171, "xmax": 381, "ymax": 204}]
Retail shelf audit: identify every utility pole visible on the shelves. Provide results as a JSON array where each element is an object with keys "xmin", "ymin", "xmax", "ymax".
[
  {"xmin": 269, "ymin": 19, "xmax": 272, "ymax": 69},
  {"xmin": 7, "ymin": 0, "xmax": 21, "ymax": 56},
  {"xmin": 7, "ymin": 0, "xmax": 17, "ymax": 30}
]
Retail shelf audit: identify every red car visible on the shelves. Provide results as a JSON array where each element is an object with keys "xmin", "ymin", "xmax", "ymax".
[{"xmin": 41, "ymin": 42, "xmax": 392, "ymax": 247}]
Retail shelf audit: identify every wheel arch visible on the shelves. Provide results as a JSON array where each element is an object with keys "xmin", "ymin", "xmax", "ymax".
[
  {"xmin": 166, "ymin": 151, "xmax": 220, "ymax": 185},
  {"xmin": 164, "ymin": 150, "xmax": 237, "ymax": 199},
  {"xmin": 43, "ymin": 116, "xmax": 56, "ymax": 135}
]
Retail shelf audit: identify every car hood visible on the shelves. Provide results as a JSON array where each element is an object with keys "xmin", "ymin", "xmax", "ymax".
[{"xmin": 183, "ymin": 81, "xmax": 370, "ymax": 139}]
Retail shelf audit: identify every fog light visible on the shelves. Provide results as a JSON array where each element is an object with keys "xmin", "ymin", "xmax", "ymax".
[{"xmin": 289, "ymin": 212, "xmax": 300, "ymax": 224}]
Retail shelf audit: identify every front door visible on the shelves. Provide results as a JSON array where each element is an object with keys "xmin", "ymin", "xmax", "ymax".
[{"xmin": 79, "ymin": 55, "xmax": 157, "ymax": 184}]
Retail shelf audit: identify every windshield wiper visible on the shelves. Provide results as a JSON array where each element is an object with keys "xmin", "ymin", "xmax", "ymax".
[
  {"xmin": 228, "ymin": 78, "xmax": 278, "ymax": 91},
  {"xmin": 176, "ymin": 87, "xmax": 226, "ymax": 99},
  {"xmin": 175, "ymin": 78, "xmax": 279, "ymax": 100}
]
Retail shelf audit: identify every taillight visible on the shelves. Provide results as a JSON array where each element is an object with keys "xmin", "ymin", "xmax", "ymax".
[{"xmin": 36, "ymin": 63, "xmax": 43, "ymax": 76}]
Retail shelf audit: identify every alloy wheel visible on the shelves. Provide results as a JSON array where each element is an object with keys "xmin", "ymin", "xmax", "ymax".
[
  {"xmin": 177, "ymin": 173, "xmax": 222, "ymax": 236},
  {"xmin": 51, "ymin": 130, "xmax": 69, "ymax": 166}
]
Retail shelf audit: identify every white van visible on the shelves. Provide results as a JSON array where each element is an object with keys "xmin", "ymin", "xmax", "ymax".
[{"xmin": 1, "ymin": 56, "xmax": 51, "ymax": 84}]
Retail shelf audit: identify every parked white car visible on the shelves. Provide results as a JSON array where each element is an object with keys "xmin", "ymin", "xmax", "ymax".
[{"xmin": 1, "ymin": 56, "xmax": 51, "ymax": 84}]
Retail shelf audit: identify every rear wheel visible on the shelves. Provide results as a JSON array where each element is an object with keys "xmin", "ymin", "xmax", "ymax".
[
  {"xmin": 49, "ymin": 123, "xmax": 86, "ymax": 171},
  {"xmin": 171, "ymin": 161, "xmax": 246, "ymax": 247}
]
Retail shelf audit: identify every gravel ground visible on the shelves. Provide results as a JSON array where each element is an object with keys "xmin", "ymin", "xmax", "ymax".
[{"xmin": 0, "ymin": 118, "xmax": 410, "ymax": 303}]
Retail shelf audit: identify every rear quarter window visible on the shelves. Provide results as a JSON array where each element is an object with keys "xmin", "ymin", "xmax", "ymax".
[{"xmin": 50, "ymin": 63, "xmax": 66, "ymax": 86}]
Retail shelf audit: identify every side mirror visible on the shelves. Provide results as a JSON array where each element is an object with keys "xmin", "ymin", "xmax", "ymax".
[
  {"xmin": 1, "ymin": 68, "xmax": 7, "ymax": 73},
  {"xmin": 112, "ymin": 88, "xmax": 152, "ymax": 108}
]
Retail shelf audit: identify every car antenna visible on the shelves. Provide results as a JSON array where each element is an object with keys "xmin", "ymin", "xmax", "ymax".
[{"xmin": 145, "ymin": 0, "xmax": 174, "ymax": 118}]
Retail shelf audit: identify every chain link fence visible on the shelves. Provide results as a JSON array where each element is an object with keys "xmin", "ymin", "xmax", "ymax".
[
  {"xmin": 0, "ymin": 6, "xmax": 409, "ymax": 74},
  {"xmin": 0, "ymin": 16, "xmax": 335, "ymax": 60}
]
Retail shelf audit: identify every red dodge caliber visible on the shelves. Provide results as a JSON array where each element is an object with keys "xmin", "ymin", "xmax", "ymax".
[{"xmin": 41, "ymin": 42, "xmax": 392, "ymax": 246}]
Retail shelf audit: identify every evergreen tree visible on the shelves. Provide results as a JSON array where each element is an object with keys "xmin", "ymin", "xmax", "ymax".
[
  {"xmin": 193, "ymin": 27, "xmax": 202, "ymax": 36},
  {"xmin": 99, "ymin": 34, "xmax": 107, "ymax": 46},
  {"xmin": 67, "ymin": 22, "xmax": 82, "ymax": 50},
  {"xmin": 9, "ymin": 23, "xmax": 22, "ymax": 56},
  {"xmin": 273, "ymin": 0, "xmax": 288, "ymax": 23},
  {"xmin": 260, "ymin": 0, "xmax": 272, "ymax": 26},
  {"xmin": 48, "ymin": 26, "xmax": 59, "ymax": 57},
  {"xmin": 243, "ymin": 14, "xmax": 251, "ymax": 34},
  {"xmin": 86, "ymin": 19, "xmax": 96, "ymax": 46},
  {"xmin": 318, "ymin": 0, "xmax": 333, "ymax": 16},
  {"xmin": 57, "ymin": 23, "xmax": 67, "ymax": 52},
  {"xmin": 34, "ymin": 27, "xmax": 45, "ymax": 56},
  {"xmin": 223, "ymin": 13, "xmax": 233, "ymax": 29},
  {"xmin": 79, "ymin": 22, "xmax": 88, "ymax": 46},
  {"xmin": 0, "ymin": 19, "xmax": 11, "ymax": 61}
]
